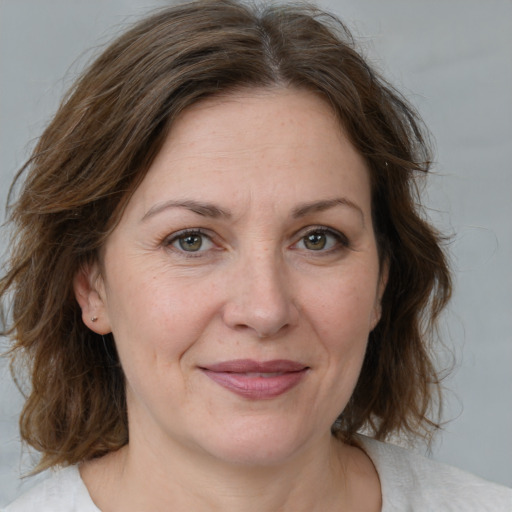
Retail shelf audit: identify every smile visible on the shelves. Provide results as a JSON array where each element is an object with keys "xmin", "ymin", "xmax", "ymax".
[{"xmin": 200, "ymin": 359, "xmax": 309, "ymax": 399}]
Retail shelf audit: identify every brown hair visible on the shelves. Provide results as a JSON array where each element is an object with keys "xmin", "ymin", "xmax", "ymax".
[{"xmin": 0, "ymin": 0, "xmax": 451, "ymax": 472}]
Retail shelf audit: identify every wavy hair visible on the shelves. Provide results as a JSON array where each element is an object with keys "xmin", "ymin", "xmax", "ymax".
[{"xmin": 0, "ymin": 0, "xmax": 451, "ymax": 472}]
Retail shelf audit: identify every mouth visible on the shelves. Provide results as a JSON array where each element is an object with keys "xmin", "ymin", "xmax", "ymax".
[{"xmin": 199, "ymin": 359, "xmax": 309, "ymax": 400}]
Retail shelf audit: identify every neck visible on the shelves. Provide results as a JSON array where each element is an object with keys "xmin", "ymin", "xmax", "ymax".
[{"xmin": 81, "ymin": 433, "xmax": 367, "ymax": 512}]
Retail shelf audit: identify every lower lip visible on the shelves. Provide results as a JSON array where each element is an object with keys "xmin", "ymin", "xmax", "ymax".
[{"xmin": 201, "ymin": 369, "xmax": 307, "ymax": 399}]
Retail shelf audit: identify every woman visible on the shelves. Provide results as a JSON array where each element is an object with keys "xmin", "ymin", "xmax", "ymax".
[{"xmin": 1, "ymin": 1, "xmax": 510, "ymax": 510}]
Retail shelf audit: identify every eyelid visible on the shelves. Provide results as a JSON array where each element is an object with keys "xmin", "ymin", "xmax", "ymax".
[
  {"xmin": 164, "ymin": 228, "xmax": 218, "ymax": 256},
  {"xmin": 291, "ymin": 225, "xmax": 350, "ymax": 251},
  {"xmin": 164, "ymin": 227, "xmax": 210, "ymax": 242},
  {"xmin": 162, "ymin": 225, "xmax": 349, "ymax": 257}
]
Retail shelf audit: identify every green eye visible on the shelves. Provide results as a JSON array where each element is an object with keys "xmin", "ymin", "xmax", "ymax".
[
  {"xmin": 303, "ymin": 232, "xmax": 327, "ymax": 250},
  {"xmin": 178, "ymin": 234, "xmax": 203, "ymax": 252},
  {"xmin": 167, "ymin": 230, "xmax": 214, "ymax": 254},
  {"xmin": 296, "ymin": 228, "xmax": 347, "ymax": 253}
]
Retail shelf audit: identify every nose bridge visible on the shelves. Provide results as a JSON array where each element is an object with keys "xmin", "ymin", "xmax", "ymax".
[{"xmin": 223, "ymin": 242, "xmax": 298, "ymax": 338}]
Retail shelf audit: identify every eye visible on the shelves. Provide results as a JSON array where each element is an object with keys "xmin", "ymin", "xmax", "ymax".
[
  {"xmin": 303, "ymin": 232, "xmax": 330, "ymax": 251},
  {"xmin": 166, "ymin": 229, "xmax": 215, "ymax": 254},
  {"xmin": 293, "ymin": 227, "xmax": 348, "ymax": 253}
]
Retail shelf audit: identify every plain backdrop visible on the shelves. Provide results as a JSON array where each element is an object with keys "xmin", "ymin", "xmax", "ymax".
[{"xmin": 1, "ymin": 0, "xmax": 511, "ymax": 505}]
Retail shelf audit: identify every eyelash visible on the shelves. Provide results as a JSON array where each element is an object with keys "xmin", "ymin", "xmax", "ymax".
[
  {"xmin": 163, "ymin": 226, "xmax": 349, "ymax": 258},
  {"xmin": 164, "ymin": 228, "xmax": 216, "ymax": 258},
  {"xmin": 293, "ymin": 226, "xmax": 350, "ymax": 254}
]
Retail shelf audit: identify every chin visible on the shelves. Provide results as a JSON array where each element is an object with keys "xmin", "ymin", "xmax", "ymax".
[{"xmin": 194, "ymin": 416, "xmax": 320, "ymax": 467}]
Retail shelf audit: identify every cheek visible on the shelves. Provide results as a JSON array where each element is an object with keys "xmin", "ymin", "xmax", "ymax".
[
  {"xmin": 301, "ymin": 267, "xmax": 380, "ymax": 401},
  {"xmin": 298, "ymin": 276, "xmax": 377, "ymax": 423},
  {"xmin": 103, "ymin": 260, "xmax": 222, "ymax": 374},
  {"xmin": 307, "ymin": 272, "xmax": 379, "ymax": 342}
]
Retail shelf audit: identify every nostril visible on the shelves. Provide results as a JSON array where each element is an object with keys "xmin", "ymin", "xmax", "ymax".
[
  {"xmin": 223, "ymin": 301, "xmax": 296, "ymax": 339},
  {"xmin": 255, "ymin": 323, "xmax": 290, "ymax": 339}
]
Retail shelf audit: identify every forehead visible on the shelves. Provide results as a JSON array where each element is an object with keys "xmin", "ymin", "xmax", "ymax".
[
  {"xmin": 167, "ymin": 88, "xmax": 344, "ymax": 158},
  {"xmin": 122, "ymin": 88, "xmax": 371, "ymax": 221}
]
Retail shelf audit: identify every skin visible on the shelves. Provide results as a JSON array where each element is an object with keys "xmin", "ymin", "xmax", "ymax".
[{"xmin": 75, "ymin": 88, "xmax": 386, "ymax": 511}]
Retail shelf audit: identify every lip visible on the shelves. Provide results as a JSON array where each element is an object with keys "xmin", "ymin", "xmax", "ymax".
[{"xmin": 200, "ymin": 359, "xmax": 309, "ymax": 400}]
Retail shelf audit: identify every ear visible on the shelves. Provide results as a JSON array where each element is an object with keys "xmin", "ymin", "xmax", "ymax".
[
  {"xmin": 73, "ymin": 263, "xmax": 112, "ymax": 335},
  {"xmin": 370, "ymin": 259, "xmax": 389, "ymax": 331}
]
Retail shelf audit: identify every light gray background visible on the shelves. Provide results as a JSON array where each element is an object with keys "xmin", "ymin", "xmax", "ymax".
[{"xmin": 1, "ymin": 0, "xmax": 511, "ymax": 505}]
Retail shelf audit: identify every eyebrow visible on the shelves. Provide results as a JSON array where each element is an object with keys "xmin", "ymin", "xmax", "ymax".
[
  {"xmin": 141, "ymin": 197, "xmax": 364, "ymax": 223},
  {"xmin": 141, "ymin": 199, "xmax": 232, "ymax": 222},
  {"xmin": 292, "ymin": 198, "xmax": 365, "ymax": 224}
]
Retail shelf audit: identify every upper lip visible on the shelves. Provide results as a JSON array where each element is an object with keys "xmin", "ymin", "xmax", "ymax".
[{"xmin": 200, "ymin": 359, "xmax": 308, "ymax": 373}]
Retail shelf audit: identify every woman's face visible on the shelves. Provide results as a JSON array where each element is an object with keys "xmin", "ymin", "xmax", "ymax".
[{"xmin": 77, "ymin": 88, "xmax": 386, "ymax": 466}]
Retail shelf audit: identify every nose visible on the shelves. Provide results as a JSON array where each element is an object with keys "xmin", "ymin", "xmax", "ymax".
[{"xmin": 221, "ymin": 250, "xmax": 299, "ymax": 338}]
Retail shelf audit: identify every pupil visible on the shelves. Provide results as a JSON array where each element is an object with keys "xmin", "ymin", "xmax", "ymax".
[
  {"xmin": 305, "ymin": 233, "xmax": 326, "ymax": 250},
  {"xmin": 179, "ymin": 234, "xmax": 202, "ymax": 251}
]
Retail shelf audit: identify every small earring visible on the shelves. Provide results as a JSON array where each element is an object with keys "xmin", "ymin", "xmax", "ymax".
[{"xmin": 91, "ymin": 316, "xmax": 98, "ymax": 323}]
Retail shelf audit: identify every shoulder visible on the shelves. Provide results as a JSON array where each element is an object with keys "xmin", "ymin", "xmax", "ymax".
[
  {"xmin": 3, "ymin": 466, "xmax": 99, "ymax": 512},
  {"xmin": 358, "ymin": 435, "xmax": 512, "ymax": 512}
]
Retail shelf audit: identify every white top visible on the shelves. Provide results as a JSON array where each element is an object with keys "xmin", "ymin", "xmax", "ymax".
[
  {"xmin": 360, "ymin": 437, "xmax": 512, "ymax": 511},
  {"xmin": 3, "ymin": 437, "xmax": 512, "ymax": 511}
]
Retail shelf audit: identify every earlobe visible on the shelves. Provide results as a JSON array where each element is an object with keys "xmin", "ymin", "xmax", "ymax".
[
  {"xmin": 73, "ymin": 264, "xmax": 112, "ymax": 335},
  {"xmin": 370, "ymin": 302, "xmax": 382, "ymax": 331},
  {"xmin": 370, "ymin": 260, "xmax": 389, "ymax": 331}
]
